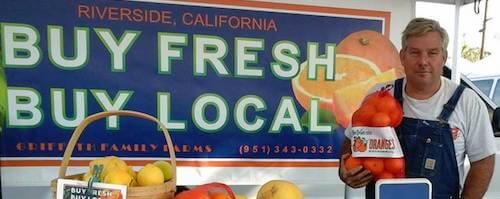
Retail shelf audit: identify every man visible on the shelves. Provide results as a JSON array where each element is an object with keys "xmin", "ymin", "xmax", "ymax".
[{"xmin": 339, "ymin": 18, "xmax": 496, "ymax": 198}]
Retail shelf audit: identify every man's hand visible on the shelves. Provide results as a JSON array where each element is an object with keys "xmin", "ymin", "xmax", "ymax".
[{"xmin": 339, "ymin": 153, "xmax": 373, "ymax": 188}]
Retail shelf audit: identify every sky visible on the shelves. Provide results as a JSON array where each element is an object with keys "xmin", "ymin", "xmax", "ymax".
[{"xmin": 416, "ymin": 0, "xmax": 499, "ymax": 76}]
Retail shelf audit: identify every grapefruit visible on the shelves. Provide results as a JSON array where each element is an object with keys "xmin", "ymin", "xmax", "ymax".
[{"xmin": 257, "ymin": 180, "xmax": 303, "ymax": 199}]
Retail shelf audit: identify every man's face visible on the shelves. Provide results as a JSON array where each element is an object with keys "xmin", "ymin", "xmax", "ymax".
[{"xmin": 400, "ymin": 31, "xmax": 446, "ymax": 87}]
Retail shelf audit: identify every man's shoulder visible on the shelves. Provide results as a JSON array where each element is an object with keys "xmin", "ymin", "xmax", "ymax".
[
  {"xmin": 439, "ymin": 78, "xmax": 486, "ymax": 115},
  {"xmin": 440, "ymin": 77, "xmax": 475, "ymax": 99},
  {"xmin": 440, "ymin": 77, "xmax": 481, "ymax": 102}
]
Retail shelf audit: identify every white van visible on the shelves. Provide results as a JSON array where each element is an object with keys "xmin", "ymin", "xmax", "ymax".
[{"xmin": 469, "ymin": 74, "xmax": 500, "ymax": 106}]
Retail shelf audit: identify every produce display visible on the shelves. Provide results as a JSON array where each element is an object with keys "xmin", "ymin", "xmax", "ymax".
[
  {"xmin": 172, "ymin": 179, "xmax": 302, "ymax": 199},
  {"xmin": 82, "ymin": 156, "xmax": 173, "ymax": 187},
  {"xmin": 80, "ymin": 156, "xmax": 264, "ymax": 198},
  {"xmin": 347, "ymin": 88, "xmax": 405, "ymax": 180},
  {"xmin": 351, "ymin": 88, "xmax": 403, "ymax": 128}
]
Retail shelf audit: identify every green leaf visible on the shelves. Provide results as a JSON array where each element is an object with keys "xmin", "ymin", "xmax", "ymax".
[{"xmin": 300, "ymin": 108, "xmax": 338, "ymax": 129}]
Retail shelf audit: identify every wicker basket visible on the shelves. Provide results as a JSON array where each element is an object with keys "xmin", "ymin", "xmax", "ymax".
[{"xmin": 50, "ymin": 110, "xmax": 177, "ymax": 199}]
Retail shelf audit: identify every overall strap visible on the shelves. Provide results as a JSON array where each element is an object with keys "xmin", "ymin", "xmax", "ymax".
[
  {"xmin": 437, "ymin": 85, "xmax": 466, "ymax": 122},
  {"xmin": 394, "ymin": 78, "xmax": 404, "ymax": 106}
]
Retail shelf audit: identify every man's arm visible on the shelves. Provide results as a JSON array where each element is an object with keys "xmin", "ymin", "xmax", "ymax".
[
  {"xmin": 461, "ymin": 154, "xmax": 495, "ymax": 199},
  {"xmin": 341, "ymin": 137, "xmax": 351, "ymax": 155},
  {"xmin": 339, "ymin": 137, "xmax": 373, "ymax": 188}
]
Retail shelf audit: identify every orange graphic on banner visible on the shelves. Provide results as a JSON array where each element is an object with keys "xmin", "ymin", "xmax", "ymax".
[{"xmin": 292, "ymin": 30, "xmax": 402, "ymax": 128}]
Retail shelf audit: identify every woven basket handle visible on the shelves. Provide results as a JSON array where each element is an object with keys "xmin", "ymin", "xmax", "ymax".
[{"xmin": 58, "ymin": 110, "xmax": 177, "ymax": 185}]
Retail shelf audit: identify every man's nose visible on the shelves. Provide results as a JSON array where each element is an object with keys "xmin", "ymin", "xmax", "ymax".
[{"xmin": 417, "ymin": 54, "xmax": 429, "ymax": 65}]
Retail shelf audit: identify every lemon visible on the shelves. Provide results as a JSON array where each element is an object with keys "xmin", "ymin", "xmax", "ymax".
[
  {"xmin": 127, "ymin": 166, "xmax": 137, "ymax": 179},
  {"xmin": 104, "ymin": 170, "xmax": 133, "ymax": 186},
  {"xmin": 88, "ymin": 156, "xmax": 129, "ymax": 181},
  {"xmin": 153, "ymin": 160, "xmax": 174, "ymax": 181},
  {"xmin": 137, "ymin": 163, "xmax": 164, "ymax": 186},
  {"xmin": 101, "ymin": 156, "xmax": 128, "ymax": 179}
]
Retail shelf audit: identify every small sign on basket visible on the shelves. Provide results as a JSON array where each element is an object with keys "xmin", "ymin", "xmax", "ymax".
[{"xmin": 56, "ymin": 179, "xmax": 127, "ymax": 199}]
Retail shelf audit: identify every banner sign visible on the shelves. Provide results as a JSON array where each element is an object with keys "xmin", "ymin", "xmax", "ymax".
[{"xmin": 0, "ymin": 0, "xmax": 389, "ymax": 166}]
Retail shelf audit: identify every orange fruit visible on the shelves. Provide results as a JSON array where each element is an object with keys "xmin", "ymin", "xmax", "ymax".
[
  {"xmin": 352, "ymin": 121, "xmax": 366, "ymax": 127},
  {"xmin": 352, "ymin": 104, "xmax": 377, "ymax": 126},
  {"xmin": 291, "ymin": 54, "xmax": 381, "ymax": 127},
  {"xmin": 394, "ymin": 171, "xmax": 406, "ymax": 178},
  {"xmin": 377, "ymin": 171, "xmax": 394, "ymax": 180},
  {"xmin": 336, "ymin": 30, "xmax": 404, "ymax": 77},
  {"xmin": 210, "ymin": 192, "xmax": 230, "ymax": 199},
  {"xmin": 363, "ymin": 158, "xmax": 384, "ymax": 175},
  {"xmin": 384, "ymin": 158, "xmax": 405, "ymax": 174},
  {"xmin": 362, "ymin": 90, "xmax": 402, "ymax": 127},
  {"xmin": 345, "ymin": 156, "xmax": 364, "ymax": 171},
  {"xmin": 375, "ymin": 96, "xmax": 399, "ymax": 113},
  {"xmin": 371, "ymin": 112, "xmax": 392, "ymax": 127},
  {"xmin": 388, "ymin": 109, "xmax": 403, "ymax": 127}
]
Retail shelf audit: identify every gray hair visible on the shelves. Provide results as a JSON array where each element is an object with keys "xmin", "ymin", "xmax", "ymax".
[{"xmin": 401, "ymin": 18, "xmax": 449, "ymax": 53}]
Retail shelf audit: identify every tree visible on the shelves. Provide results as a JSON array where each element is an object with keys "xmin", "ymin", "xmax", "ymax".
[{"xmin": 461, "ymin": 43, "xmax": 491, "ymax": 63}]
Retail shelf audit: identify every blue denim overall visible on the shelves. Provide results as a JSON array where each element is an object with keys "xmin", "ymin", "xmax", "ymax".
[{"xmin": 365, "ymin": 78, "xmax": 465, "ymax": 199}]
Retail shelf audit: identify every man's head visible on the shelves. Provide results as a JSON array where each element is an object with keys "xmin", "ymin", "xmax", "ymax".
[
  {"xmin": 401, "ymin": 18, "xmax": 449, "ymax": 55},
  {"xmin": 400, "ymin": 18, "xmax": 449, "ymax": 93}
]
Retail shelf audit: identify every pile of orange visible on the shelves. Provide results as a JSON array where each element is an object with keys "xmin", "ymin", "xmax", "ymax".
[
  {"xmin": 291, "ymin": 30, "xmax": 403, "ymax": 128},
  {"xmin": 345, "ymin": 156, "xmax": 405, "ymax": 180},
  {"xmin": 347, "ymin": 89, "xmax": 405, "ymax": 180},
  {"xmin": 351, "ymin": 89, "xmax": 402, "ymax": 127}
]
